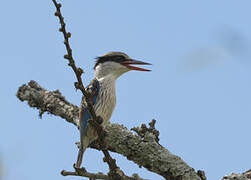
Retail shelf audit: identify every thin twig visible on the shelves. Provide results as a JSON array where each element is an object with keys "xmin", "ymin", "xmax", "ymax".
[
  {"xmin": 51, "ymin": 0, "xmax": 124, "ymax": 178},
  {"xmin": 51, "ymin": 0, "xmax": 91, "ymax": 111},
  {"xmin": 61, "ymin": 166, "xmax": 110, "ymax": 180}
]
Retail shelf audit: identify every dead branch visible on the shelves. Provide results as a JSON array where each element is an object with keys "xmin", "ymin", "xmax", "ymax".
[
  {"xmin": 16, "ymin": 81, "xmax": 203, "ymax": 180},
  {"xmin": 61, "ymin": 166, "xmax": 110, "ymax": 180},
  {"xmin": 222, "ymin": 169, "xmax": 251, "ymax": 180}
]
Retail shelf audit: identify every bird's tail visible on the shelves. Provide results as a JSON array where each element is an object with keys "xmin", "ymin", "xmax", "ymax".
[{"xmin": 75, "ymin": 136, "xmax": 90, "ymax": 168}]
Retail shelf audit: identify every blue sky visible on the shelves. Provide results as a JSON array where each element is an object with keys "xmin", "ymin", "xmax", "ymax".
[{"xmin": 1, "ymin": 0, "xmax": 251, "ymax": 179}]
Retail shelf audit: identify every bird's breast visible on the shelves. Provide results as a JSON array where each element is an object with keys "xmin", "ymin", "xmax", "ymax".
[{"xmin": 94, "ymin": 84, "xmax": 116, "ymax": 126}]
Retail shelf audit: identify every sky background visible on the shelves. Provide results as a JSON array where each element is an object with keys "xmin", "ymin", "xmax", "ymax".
[{"xmin": 0, "ymin": 0, "xmax": 251, "ymax": 180}]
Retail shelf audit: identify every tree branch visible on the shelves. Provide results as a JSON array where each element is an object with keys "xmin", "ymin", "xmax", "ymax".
[
  {"xmin": 16, "ymin": 81, "xmax": 203, "ymax": 180},
  {"xmin": 61, "ymin": 167, "xmax": 146, "ymax": 180},
  {"xmin": 222, "ymin": 169, "xmax": 251, "ymax": 180},
  {"xmin": 51, "ymin": 0, "xmax": 125, "ymax": 178},
  {"xmin": 61, "ymin": 166, "xmax": 110, "ymax": 180}
]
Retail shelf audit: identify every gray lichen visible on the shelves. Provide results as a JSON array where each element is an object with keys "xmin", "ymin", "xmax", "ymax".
[{"xmin": 16, "ymin": 80, "xmax": 202, "ymax": 180}]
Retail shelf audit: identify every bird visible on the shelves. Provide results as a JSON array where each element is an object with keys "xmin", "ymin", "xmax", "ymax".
[{"xmin": 75, "ymin": 52, "xmax": 151, "ymax": 168}]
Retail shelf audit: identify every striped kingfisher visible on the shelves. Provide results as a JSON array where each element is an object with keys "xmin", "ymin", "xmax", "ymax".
[{"xmin": 76, "ymin": 52, "xmax": 151, "ymax": 167}]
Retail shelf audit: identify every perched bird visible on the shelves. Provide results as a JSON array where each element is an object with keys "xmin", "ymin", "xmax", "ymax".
[{"xmin": 76, "ymin": 52, "xmax": 151, "ymax": 167}]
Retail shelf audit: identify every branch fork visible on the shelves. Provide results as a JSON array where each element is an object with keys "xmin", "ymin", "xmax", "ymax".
[{"xmin": 51, "ymin": 0, "xmax": 135, "ymax": 179}]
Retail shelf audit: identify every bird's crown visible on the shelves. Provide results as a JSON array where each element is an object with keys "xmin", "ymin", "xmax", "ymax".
[{"xmin": 94, "ymin": 52, "xmax": 130, "ymax": 69}]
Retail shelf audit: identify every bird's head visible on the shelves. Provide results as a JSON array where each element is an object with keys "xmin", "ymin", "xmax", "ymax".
[{"xmin": 94, "ymin": 52, "xmax": 151, "ymax": 79}]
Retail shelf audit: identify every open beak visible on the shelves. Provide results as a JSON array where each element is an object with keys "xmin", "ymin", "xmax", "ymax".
[{"xmin": 121, "ymin": 59, "xmax": 152, "ymax": 71}]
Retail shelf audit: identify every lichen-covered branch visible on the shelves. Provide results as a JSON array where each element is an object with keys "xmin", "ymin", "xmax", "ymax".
[
  {"xmin": 222, "ymin": 169, "xmax": 251, "ymax": 180},
  {"xmin": 16, "ymin": 80, "xmax": 203, "ymax": 180},
  {"xmin": 16, "ymin": 80, "xmax": 79, "ymax": 126}
]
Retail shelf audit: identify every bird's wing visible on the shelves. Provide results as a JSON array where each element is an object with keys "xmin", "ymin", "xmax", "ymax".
[{"xmin": 79, "ymin": 78, "xmax": 100, "ymax": 135}]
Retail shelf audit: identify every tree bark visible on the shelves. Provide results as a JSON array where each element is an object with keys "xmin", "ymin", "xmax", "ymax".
[
  {"xmin": 16, "ymin": 80, "xmax": 204, "ymax": 180},
  {"xmin": 221, "ymin": 169, "xmax": 251, "ymax": 180}
]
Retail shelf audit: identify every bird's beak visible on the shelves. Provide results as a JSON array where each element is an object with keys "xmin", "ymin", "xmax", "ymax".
[{"xmin": 121, "ymin": 59, "xmax": 152, "ymax": 72}]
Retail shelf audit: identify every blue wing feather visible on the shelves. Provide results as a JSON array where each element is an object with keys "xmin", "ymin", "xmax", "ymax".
[
  {"xmin": 79, "ymin": 79, "xmax": 100, "ymax": 135},
  {"xmin": 81, "ymin": 108, "xmax": 90, "ymax": 133}
]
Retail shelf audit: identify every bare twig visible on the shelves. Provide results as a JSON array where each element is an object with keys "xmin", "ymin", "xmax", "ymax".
[
  {"xmin": 51, "ymin": 0, "xmax": 127, "ymax": 178},
  {"xmin": 51, "ymin": 0, "xmax": 91, "ymax": 111},
  {"xmin": 61, "ymin": 167, "xmax": 147, "ymax": 180},
  {"xmin": 61, "ymin": 166, "xmax": 110, "ymax": 180},
  {"xmin": 131, "ymin": 119, "xmax": 160, "ymax": 144}
]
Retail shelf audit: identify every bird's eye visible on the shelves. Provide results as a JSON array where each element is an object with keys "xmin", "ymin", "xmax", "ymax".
[{"xmin": 112, "ymin": 55, "xmax": 125, "ymax": 62}]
